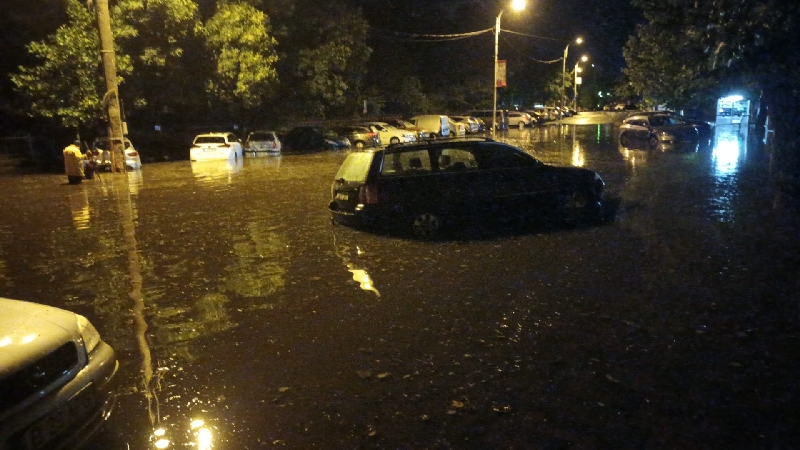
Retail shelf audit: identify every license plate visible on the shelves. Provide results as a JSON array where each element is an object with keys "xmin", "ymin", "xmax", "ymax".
[
  {"xmin": 335, "ymin": 193, "xmax": 349, "ymax": 201},
  {"xmin": 203, "ymin": 148, "xmax": 217, "ymax": 152},
  {"xmin": 18, "ymin": 385, "xmax": 98, "ymax": 450}
]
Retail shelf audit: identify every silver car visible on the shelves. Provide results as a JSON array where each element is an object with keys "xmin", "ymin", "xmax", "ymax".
[
  {"xmin": 0, "ymin": 298, "xmax": 118, "ymax": 449},
  {"xmin": 619, "ymin": 114, "xmax": 699, "ymax": 147}
]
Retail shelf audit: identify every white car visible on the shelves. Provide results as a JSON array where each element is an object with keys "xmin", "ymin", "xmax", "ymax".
[
  {"xmin": 448, "ymin": 119, "xmax": 467, "ymax": 137},
  {"xmin": 244, "ymin": 130, "xmax": 281, "ymax": 155},
  {"xmin": 0, "ymin": 297, "xmax": 118, "ymax": 449},
  {"xmin": 361, "ymin": 122, "xmax": 416, "ymax": 146},
  {"xmin": 93, "ymin": 137, "xmax": 142, "ymax": 170},
  {"xmin": 507, "ymin": 111, "xmax": 533, "ymax": 129},
  {"xmin": 449, "ymin": 116, "xmax": 480, "ymax": 133},
  {"xmin": 190, "ymin": 132, "xmax": 244, "ymax": 161}
]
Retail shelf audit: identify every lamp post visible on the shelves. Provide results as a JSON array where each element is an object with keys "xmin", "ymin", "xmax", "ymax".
[
  {"xmin": 493, "ymin": 0, "xmax": 526, "ymax": 138},
  {"xmin": 561, "ymin": 37, "xmax": 582, "ymax": 118},
  {"xmin": 573, "ymin": 55, "xmax": 588, "ymax": 110}
]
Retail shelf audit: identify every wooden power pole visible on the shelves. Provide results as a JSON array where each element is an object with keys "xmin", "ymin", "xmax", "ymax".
[{"xmin": 94, "ymin": 0, "xmax": 126, "ymax": 173}]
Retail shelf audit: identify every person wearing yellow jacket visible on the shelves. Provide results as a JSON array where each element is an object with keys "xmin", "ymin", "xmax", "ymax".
[{"xmin": 63, "ymin": 140, "xmax": 85, "ymax": 184}]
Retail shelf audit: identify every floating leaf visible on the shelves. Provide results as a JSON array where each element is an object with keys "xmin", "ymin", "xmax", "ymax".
[
  {"xmin": 451, "ymin": 400, "xmax": 464, "ymax": 408},
  {"xmin": 278, "ymin": 387, "xmax": 290, "ymax": 393}
]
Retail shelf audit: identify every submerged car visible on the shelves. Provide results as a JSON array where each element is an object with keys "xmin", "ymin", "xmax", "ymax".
[
  {"xmin": 190, "ymin": 132, "xmax": 244, "ymax": 161},
  {"xmin": 244, "ymin": 130, "xmax": 281, "ymax": 155},
  {"xmin": 330, "ymin": 126, "xmax": 380, "ymax": 149},
  {"xmin": 634, "ymin": 110, "xmax": 715, "ymax": 144},
  {"xmin": 619, "ymin": 114, "xmax": 699, "ymax": 147},
  {"xmin": 329, "ymin": 137, "xmax": 604, "ymax": 239},
  {"xmin": 282, "ymin": 126, "xmax": 334, "ymax": 153},
  {"xmin": 92, "ymin": 137, "xmax": 142, "ymax": 170},
  {"xmin": 0, "ymin": 298, "xmax": 118, "ymax": 449}
]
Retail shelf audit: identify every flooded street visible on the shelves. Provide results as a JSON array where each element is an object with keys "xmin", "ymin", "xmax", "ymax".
[{"xmin": 1, "ymin": 116, "xmax": 798, "ymax": 448}]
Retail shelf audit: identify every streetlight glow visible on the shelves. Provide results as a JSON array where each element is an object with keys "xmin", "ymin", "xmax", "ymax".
[
  {"xmin": 562, "ymin": 37, "xmax": 584, "ymax": 118},
  {"xmin": 574, "ymin": 55, "xmax": 589, "ymax": 110},
  {"xmin": 493, "ymin": 0, "xmax": 526, "ymax": 137}
]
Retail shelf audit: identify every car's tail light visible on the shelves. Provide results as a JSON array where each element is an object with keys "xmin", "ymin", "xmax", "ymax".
[
  {"xmin": 219, "ymin": 143, "xmax": 231, "ymax": 148},
  {"xmin": 127, "ymin": 151, "xmax": 138, "ymax": 157},
  {"xmin": 358, "ymin": 183, "xmax": 379, "ymax": 204}
]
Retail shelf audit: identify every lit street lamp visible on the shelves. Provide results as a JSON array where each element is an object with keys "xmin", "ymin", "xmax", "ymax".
[
  {"xmin": 493, "ymin": 0, "xmax": 526, "ymax": 138},
  {"xmin": 573, "ymin": 55, "xmax": 588, "ymax": 110},
  {"xmin": 561, "ymin": 37, "xmax": 583, "ymax": 117}
]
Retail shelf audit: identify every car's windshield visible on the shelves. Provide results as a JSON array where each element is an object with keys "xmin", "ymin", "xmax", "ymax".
[
  {"xmin": 194, "ymin": 136, "xmax": 226, "ymax": 144},
  {"xmin": 334, "ymin": 152, "xmax": 374, "ymax": 182},
  {"xmin": 249, "ymin": 133, "xmax": 274, "ymax": 141}
]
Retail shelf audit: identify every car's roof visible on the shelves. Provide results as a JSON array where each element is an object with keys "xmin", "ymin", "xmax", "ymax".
[
  {"xmin": 382, "ymin": 137, "xmax": 498, "ymax": 153},
  {"xmin": 195, "ymin": 132, "xmax": 233, "ymax": 137}
]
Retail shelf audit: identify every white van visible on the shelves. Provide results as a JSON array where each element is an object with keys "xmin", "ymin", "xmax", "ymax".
[{"xmin": 409, "ymin": 115, "xmax": 450, "ymax": 138}]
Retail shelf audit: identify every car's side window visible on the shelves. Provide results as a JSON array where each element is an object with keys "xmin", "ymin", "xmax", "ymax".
[
  {"xmin": 437, "ymin": 148, "xmax": 478, "ymax": 171},
  {"xmin": 381, "ymin": 150, "xmax": 431, "ymax": 176},
  {"xmin": 477, "ymin": 144, "xmax": 532, "ymax": 169}
]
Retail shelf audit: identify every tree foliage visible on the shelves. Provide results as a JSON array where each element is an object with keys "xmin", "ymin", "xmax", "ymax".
[
  {"xmin": 279, "ymin": 0, "xmax": 371, "ymax": 118},
  {"xmin": 10, "ymin": 0, "xmax": 132, "ymax": 129},
  {"xmin": 622, "ymin": 0, "xmax": 719, "ymax": 110},
  {"xmin": 200, "ymin": 1, "xmax": 279, "ymax": 110}
]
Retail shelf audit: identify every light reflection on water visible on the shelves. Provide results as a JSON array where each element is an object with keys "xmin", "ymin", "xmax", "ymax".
[
  {"xmin": 191, "ymin": 158, "xmax": 243, "ymax": 183},
  {"xmin": 712, "ymin": 125, "xmax": 745, "ymax": 178}
]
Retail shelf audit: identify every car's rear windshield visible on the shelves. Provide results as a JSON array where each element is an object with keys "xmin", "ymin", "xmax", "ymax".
[
  {"xmin": 249, "ymin": 133, "xmax": 274, "ymax": 141},
  {"xmin": 334, "ymin": 152, "xmax": 375, "ymax": 182},
  {"xmin": 195, "ymin": 136, "xmax": 226, "ymax": 144}
]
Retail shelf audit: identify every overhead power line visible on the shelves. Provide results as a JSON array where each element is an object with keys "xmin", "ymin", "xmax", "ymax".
[{"xmin": 370, "ymin": 27, "xmax": 494, "ymax": 42}]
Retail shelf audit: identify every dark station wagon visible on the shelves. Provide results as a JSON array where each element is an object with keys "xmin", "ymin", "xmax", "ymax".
[{"xmin": 329, "ymin": 138, "xmax": 605, "ymax": 238}]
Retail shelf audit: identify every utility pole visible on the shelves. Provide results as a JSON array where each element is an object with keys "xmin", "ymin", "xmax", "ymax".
[{"xmin": 94, "ymin": 0, "xmax": 125, "ymax": 173}]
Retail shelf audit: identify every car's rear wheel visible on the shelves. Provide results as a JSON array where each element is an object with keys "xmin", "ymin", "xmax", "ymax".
[
  {"xmin": 518, "ymin": 121, "xmax": 525, "ymax": 130},
  {"xmin": 390, "ymin": 137, "xmax": 400, "ymax": 145},
  {"xmin": 355, "ymin": 141, "xmax": 365, "ymax": 149},
  {"xmin": 410, "ymin": 212, "xmax": 442, "ymax": 240},
  {"xmin": 619, "ymin": 133, "xmax": 629, "ymax": 146},
  {"xmin": 648, "ymin": 135, "xmax": 658, "ymax": 147}
]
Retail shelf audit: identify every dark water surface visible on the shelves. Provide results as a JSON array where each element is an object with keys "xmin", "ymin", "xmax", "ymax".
[{"xmin": 1, "ymin": 118, "xmax": 798, "ymax": 448}]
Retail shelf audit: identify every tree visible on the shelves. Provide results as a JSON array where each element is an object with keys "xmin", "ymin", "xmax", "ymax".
[
  {"xmin": 622, "ymin": 0, "xmax": 720, "ymax": 111},
  {"xmin": 200, "ymin": 1, "xmax": 279, "ymax": 114},
  {"xmin": 277, "ymin": 0, "xmax": 371, "ymax": 119},
  {"xmin": 10, "ymin": 0, "xmax": 132, "ymax": 131},
  {"xmin": 114, "ymin": 0, "xmax": 202, "ymax": 124}
]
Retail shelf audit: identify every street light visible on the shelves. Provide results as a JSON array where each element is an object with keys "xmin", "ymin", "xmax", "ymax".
[
  {"xmin": 493, "ymin": 0, "xmax": 526, "ymax": 138},
  {"xmin": 573, "ymin": 55, "xmax": 588, "ymax": 110},
  {"xmin": 561, "ymin": 37, "xmax": 582, "ymax": 118}
]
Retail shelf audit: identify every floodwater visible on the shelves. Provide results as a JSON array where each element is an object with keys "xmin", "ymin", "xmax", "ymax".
[{"xmin": 1, "ymin": 115, "xmax": 798, "ymax": 449}]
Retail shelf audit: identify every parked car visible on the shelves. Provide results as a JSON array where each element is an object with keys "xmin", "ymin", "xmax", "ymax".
[
  {"xmin": 507, "ymin": 111, "xmax": 533, "ymax": 129},
  {"xmin": 448, "ymin": 119, "xmax": 467, "ymax": 137},
  {"xmin": 323, "ymin": 128, "xmax": 352, "ymax": 150},
  {"xmin": 619, "ymin": 114, "xmax": 699, "ymax": 147},
  {"xmin": 633, "ymin": 111, "xmax": 715, "ymax": 143},
  {"xmin": 467, "ymin": 110, "xmax": 508, "ymax": 130},
  {"xmin": 331, "ymin": 126, "xmax": 380, "ymax": 149},
  {"xmin": 408, "ymin": 115, "xmax": 451, "ymax": 138},
  {"xmin": 93, "ymin": 137, "xmax": 142, "ymax": 170},
  {"xmin": 244, "ymin": 130, "xmax": 281, "ymax": 155},
  {"xmin": 329, "ymin": 137, "xmax": 605, "ymax": 239},
  {"xmin": 0, "ymin": 297, "xmax": 118, "ymax": 449},
  {"xmin": 360, "ymin": 122, "xmax": 416, "ymax": 145},
  {"xmin": 383, "ymin": 119, "xmax": 431, "ymax": 140},
  {"xmin": 190, "ymin": 132, "xmax": 243, "ymax": 161},
  {"xmin": 282, "ymin": 126, "xmax": 332, "ymax": 153},
  {"xmin": 449, "ymin": 116, "xmax": 481, "ymax": 134}
]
